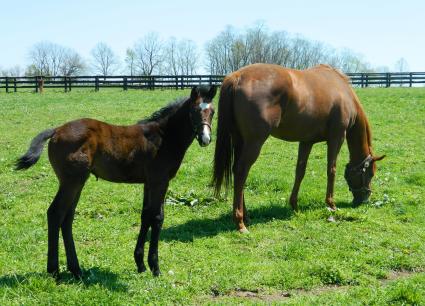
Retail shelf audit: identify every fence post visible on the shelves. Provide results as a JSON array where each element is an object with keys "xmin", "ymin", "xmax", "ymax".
[
  {"xmin": 5, "ymin": 77, "xmax": 9, "ymax": 93},
  {"xmin": 64, "ymin": 76, "xmax": 68, "ymax": 92},
  {"xmin": 95, "ymin": 76, "xmax": 99, "ymax": 91},
  {"xmin": 365, "ymin": 74, "xmax": 369, "ymax": 88},
  {"xmin": 14, "ymin": 78, "xmax": 17, "ymax": 92},
  {"xmin": 123, "ymin": 76, "xmax": 128, "ymax": 91},
  {"xmin": 386, "ymin": 73, "xmax": 390, "ymax": 88},
  {"xmin": 409, "ymin": 73, "xmax": 413, "ymax": 87},
  {"xmin": 38, "ymin": 77, "xmax": 44, "ymax": 93},
  {"xmin": 175, "ymin": 76, "xmax": 178, "ymax": 90},
  {"xmin": 35, "ymin": 76, "xmax": 38, "ymax": 93},
  {"xmin": 150, "ymin": 76, "xmax": 155, "ymax": 90}
]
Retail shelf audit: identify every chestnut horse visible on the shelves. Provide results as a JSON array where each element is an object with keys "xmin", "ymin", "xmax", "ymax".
[
  {"xmin": 16, "ymin": 86, "xmax": 216, "ymax": 278},
  {"xmin": 212, "ymin": 64, "xmax": 384, "ymax": 233}
]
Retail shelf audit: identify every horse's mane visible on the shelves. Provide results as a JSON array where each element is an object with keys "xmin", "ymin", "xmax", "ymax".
[{"xmin": 138, "ymin": 97, "xmax": 188, "ymax": 125}]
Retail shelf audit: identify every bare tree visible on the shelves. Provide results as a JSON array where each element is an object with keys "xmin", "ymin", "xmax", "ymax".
[
  {"xmin": 125, "ymin": 48, "xmax": 137, "ymax": 76},
  {"xmin": 132, "ymin": 33, "xmax": 164, "ymax": 75},
  {"xmin": 60, "ymin": 51, "xmax": 85, "ymax": 76},
  {"xmin": 205, "ymin": 26, "xmax": 240, "ymax": 74},
  {"xmin": 28, "ymin": 41, "xmax": 85, "ymax": 76},
  {"xmin": 0, "ymin": 65, "xmax": 22, "ymax": 77},
  {"xmin": 90, "ymin": 42, "xmax": 119, "ymax": 76},
  {"xmin": 394, "ymin": 57, "xmax": 409, "ymax": 72},
  {"xmin": 205, "ymin": 23, "xmax": 373, "ymax": 74},
  {"xmin": 176, "ymin": 39, "xmax": 198, "ymax": 75},
  {"xmin": 164, "ymin": 37, "xmax": 179, "ymax": 75}
]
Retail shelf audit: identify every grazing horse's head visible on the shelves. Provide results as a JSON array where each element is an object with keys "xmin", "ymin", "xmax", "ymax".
[
  {"xmin": 189, "ymin": 85, "xmax": 217, "ymax": 146},
  {"xmin": 344, "ymin": 154, "xmax": 386, "ymax": 205}
]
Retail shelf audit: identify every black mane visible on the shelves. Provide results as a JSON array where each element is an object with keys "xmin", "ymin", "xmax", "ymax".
[{"xmin": 138, "ymin": 97, "xmax": 188, "ymax": 125}]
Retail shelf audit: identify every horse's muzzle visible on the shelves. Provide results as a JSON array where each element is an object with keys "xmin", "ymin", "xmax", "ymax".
[
  {"xmin": 197, "ymin": 123, "xmax": 212, "ymax": 147},
  {"xmin": 352, "ymin": 190, "xmax": 371, "ymax": 206}
]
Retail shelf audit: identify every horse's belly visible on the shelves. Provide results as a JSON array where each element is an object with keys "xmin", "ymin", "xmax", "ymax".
[
  {"xmin": 271, "ymin": 120, "xmax": 326, "ymax": 142},
  {"xmin": 91, "ymin": 159, "xmax": 146, "ymax": 183}
]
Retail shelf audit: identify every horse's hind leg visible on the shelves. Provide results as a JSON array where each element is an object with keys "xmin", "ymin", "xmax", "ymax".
[
  {"xmin": 289, "ymin": 142, "xmax": 313, "ymax": 211},
  {"xmin": 47, "ymin": 179, "xmax": 86, "ymax": 278},
  {"xmin": 61, "ymin": 182, "xmax": 86, "ymax": 279},
  {"xmin": 233, "ymin": 140, "xmax": 264, "ymax": 233}
]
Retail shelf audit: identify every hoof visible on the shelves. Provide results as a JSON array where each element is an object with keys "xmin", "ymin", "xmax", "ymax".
[
  {"xmin": 47, "ymin": 267, "xmax": 60, "ymax": 279},
  {"xmin": 239, "ymin": 227, "xmax": 250, "ymax": 234},
  {"xmin": 137, "ymin": 265, "xmax": 147, "ymax": 273},
  {"xmin": 152, "ymin": 269, "xmax": 161, "ymax": 277},
  {"xmin": 70, "ymin": 269, "xmax": 83, "ymax": 280},
  {"xmin": 326, "ymin": 206, "xmax": 337, "ymax": 212},
  {"xmin": 327, "ymin": 216, "xmax": 336, "ymax": 222}
]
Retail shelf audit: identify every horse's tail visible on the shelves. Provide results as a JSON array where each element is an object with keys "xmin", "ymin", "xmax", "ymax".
[
  {"xmin": 212, "ymin": 74, "xmax": 238, "ymax": 196},
  {"xmin": 15, "ymin": 128, "xmax": 56, "ymax": 170}
]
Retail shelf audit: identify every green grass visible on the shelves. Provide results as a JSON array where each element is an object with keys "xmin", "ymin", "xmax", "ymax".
[{"xmin": 1, "ymin": 88, "xmax": 424, "ymax": 305}]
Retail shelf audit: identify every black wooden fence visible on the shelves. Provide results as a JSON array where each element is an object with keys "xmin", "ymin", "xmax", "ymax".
[{"xmin": 0, "ymin": 72, "xmax": 424, "ymax": 92}]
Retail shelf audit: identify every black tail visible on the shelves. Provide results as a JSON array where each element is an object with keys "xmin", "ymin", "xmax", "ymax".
[
  {"xmin": 15, "ymin": 129, "xmax": 55, "ymax": 170},
  {"xmin": 212, "ymin": 75, "xmax": 237, "ymax": 196}
]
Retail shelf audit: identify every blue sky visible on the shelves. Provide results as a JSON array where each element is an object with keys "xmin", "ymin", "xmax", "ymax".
[{"xmin": 0, "ymin": 0, "xmax": 424, "ymax": 72}]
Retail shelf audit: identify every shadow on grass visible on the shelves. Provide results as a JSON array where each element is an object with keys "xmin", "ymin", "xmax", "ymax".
[
  {"xmin": 162, "ymin": 199, "xmax": 358, "ymax": 242},
  {"xmin": 299, "ymin": 200, "xmax": 355, "ymax": 211},
  {"xmin": 161, "ymin": 203, "xmax": 294, "ymax": 242},
  {"xmin": 0, "ymin": 267, "xmax": 128, "ymax": 292}
]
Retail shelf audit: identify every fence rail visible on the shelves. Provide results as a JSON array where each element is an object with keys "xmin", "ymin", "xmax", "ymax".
[{"xmin": 1, "ymin": 72, "xmax": 424, "ymax": 92}]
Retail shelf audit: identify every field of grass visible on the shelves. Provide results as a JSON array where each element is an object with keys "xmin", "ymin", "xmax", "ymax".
[{"xmin": 1, "ymin": 88, "xmax": 424, "ymax": 304}]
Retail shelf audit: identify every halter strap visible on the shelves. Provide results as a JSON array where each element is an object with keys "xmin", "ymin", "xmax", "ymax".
[
  {"xmin": 345, "ymin": 154, "xmax": 373, "ymax": 193},
  {"xmin": 348, "ymin": 155, "xmax": 373, "ymax": 172}
]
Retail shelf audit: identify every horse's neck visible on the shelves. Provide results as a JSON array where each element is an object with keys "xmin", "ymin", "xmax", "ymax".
[
  {"xmin": 346, "ymin": 113, "xmax": 372, "ymax": 165},
  {"xmin": 161, "ymin": 105, "xmax": 194, "ymax": 155}
]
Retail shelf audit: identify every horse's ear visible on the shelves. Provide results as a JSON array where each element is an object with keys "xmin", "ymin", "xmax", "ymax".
[
  {"xmin": 373, "ymin": 155, "xmax": 386, "ymax": 162},
  {"xmin": 190, "ymin": 86, "xmax": 200, "ymax": 101},
  {"xmin": 208, "ymin": 85, "xmax": 217, "ymax": 99}
]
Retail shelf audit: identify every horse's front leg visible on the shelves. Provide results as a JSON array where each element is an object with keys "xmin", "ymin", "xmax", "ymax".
[
  {"xmin": 325, "ymin": 134, "xmax": 345, "ymax": 210},
  {"xmin": 146, "ymin": 181, "xmax": 168, "ymax": 276},
  {"xmin": 289, "ymin": 142, "xmax": 313, "ymax": 211},
  {"xmin": 134, "ymin": 184, "xmax": 150, "ymax": 273}
]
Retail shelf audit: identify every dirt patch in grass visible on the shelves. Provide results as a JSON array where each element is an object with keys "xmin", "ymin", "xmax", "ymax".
[{"xmin": 209, "ymin": 270, "xmax": 423, "ymax": 303}]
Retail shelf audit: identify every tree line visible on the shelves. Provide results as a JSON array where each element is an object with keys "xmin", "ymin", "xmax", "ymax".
[{"xmin": 0, "ymin": 23, "xmax": 409, "ymax": 77}]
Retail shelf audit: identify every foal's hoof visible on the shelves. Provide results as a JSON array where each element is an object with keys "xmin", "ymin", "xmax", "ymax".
[
  {"xmin": 137, "ymin": 265, "xmax": 147, "ymax": 273},
  {"xmin": 70, "ymin": 269, "xmax": 83, "ymax": 280},
  {"xmin": 152, "ymin": 269, "xmax": 161, "ymax": 277},
  {"xmin": 47, "ymin": 268, "xmax": 60, "ymax": 279}
]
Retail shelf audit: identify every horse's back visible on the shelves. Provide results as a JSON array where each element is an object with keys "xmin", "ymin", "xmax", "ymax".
[
  {"xmin": 48, "ymin": 118, "xmax": 155, "ymax": 183},
  {"xmin": 226, "ymin": 63, "xmax": 358, "ymax": 142}
]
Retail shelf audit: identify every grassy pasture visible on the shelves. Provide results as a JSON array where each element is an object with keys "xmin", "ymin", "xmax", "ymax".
[{"xmin": 0, "ymin": 88, "xmax": 425, "ymax": 304}]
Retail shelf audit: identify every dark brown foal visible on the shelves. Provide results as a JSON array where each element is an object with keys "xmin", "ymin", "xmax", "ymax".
[{"xmin": 16, "ymin": 86, "xmax": 216, "ymax": 278}]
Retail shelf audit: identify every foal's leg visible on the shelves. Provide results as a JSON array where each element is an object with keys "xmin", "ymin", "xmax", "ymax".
[
  {"xmin": 61, "ymin": 181, "xmax": 86, "ymax": 279},
  {"xmin": 233, "ymin": 141, "xmax": 264, "ymax": 233},
  {"xmin": 47, "ymin": 181, "xmax": 84, "ymax": 278},
  {"xmin": 146, "ymin": 182, "xmax": 168, "ymax": 276},
  {"xmin": 289, "ymin": 142, "xmax": 313, "ymax": 211},
  {"xmin": 325, "ymin": 134, "xmax": 345, "ymax": 210},
  {"xmin": 134, "ymin": 184, "xmax": 150, "ymax": 273}
]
